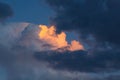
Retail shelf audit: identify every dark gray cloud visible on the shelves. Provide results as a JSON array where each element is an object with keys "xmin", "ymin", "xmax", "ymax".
[
  {"xmin": 45, "ymin": 0, "xmax": 120, "ymax": 46},
  {"xmin": 34, "ymin": 50, "xmax": 120, "ymax": 72},
  {"xmin": 0, "ymin": 2, "xmax": 13, "ymax": 21},
  {"xmin": 41, "ymin": 0, "xmax": 120, "ymax": 74}
]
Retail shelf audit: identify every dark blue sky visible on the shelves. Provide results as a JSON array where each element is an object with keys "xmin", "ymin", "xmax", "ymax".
[{"xmin": 0, "ymin": 0, "xmax": 54, "ymax": 24}]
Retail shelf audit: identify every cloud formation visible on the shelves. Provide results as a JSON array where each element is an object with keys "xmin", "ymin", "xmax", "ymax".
[
  {"xmin": 0, "ymin": 22, "xmax": 120, "ymax": 80},
  {"xmin": 34, "ymin": 49, "xmax": 120, "ymax": 72},
  {"xmin": 45, "ymin": 0, "xmax": 120, "ymax": 47},
  {"xmin": 0, "ymin": 0, "xmax": 120, "ymax": 80},
  {"xmin": 38, "ymin": 25, "xmax": 84, "ymax": 51},
  {"xmin": 0, "ymin": 22, "xmax": 82, "ymax": 80}
]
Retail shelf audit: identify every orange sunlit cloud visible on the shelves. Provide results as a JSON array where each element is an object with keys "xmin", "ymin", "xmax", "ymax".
[{"xmin": 38, "ymin": 25, "xmax": 84, "ymax": 51}]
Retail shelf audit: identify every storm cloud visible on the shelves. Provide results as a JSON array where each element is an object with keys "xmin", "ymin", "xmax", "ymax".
[
  {"xmin": 34, "ymin": 1, "xmax": 120, "ymax": 78},
  {"xmin": 45, "ymin": 0, "xmax": 120, "ymax": 46},
  {"xmin": 0, "ymin": 22, "xmax": 120, "ymax": 80},
  {"xmin": 34, "ymin": 49, "xmax": 120, "ymax": 72},
  {"xmin": 0, "ymin": 0, "xmax": 120, "ymax": 80}
]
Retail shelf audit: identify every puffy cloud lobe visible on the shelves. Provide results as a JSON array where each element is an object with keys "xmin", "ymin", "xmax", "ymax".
[
  {"xmin": 0, "ymin": 2, "xmax": 13, "ymax": 21},
  {"xmin": 45, "ymin": 0, "xmax": 120, "ymax": 45},
  {"xmin": 38, "ymin": 25, "xmax": 84, "ymax": 51},
  {"xmin": 0, "ymin": 22, "xmax": 84, "ymax": 52},
  {"xmin": 0, "ymin": 23, "xmax": 55, "ymax": 51}
]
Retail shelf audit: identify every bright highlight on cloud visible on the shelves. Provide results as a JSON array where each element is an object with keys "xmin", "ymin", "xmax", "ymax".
[{"xmin": 38, "ymin": 25, "xmax": 84, "ymax": 51}]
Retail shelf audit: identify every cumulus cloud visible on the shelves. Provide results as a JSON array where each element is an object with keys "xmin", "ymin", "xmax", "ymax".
[
  {"xmin": 38, "ymin": 25, "xmax": 84, "ymax": 51},
  {"xmin": 0, "ymin": 22, "xmax": 120, "ymax": 80},
  {"xmin": 0, "ymin": 22, "xmax": 83, "ymax": 80},
  {"xmin": 0, "ymin": 0, "xmax": 120, "ymax": 79}
]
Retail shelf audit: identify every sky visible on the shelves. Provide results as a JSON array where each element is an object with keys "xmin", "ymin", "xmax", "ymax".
[
  {"xmin": 0, "ymin": 0, "xmax": 54, "ymax": 24},
  {"xmin": 0, "ymin": 0, "xmax": 120, "ymax": 80}
]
